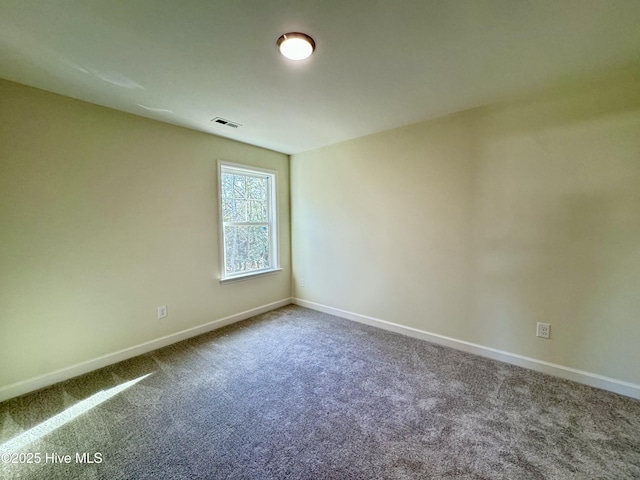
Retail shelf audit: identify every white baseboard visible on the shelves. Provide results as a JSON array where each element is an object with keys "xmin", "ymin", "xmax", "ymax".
[
  {"xmin": 292, "ymin": 298, "xmax": 640, "ymax": 400},
  {"xmin": 0, "ymin": 298, "xmax": 292, "ymax": 403}
]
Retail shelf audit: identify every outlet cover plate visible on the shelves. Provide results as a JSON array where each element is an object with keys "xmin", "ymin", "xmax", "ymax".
[
  {"xmin": 536, "ymin": 322, "xmax": 550, "ymax": 339},
  {"xmin": 158, "ymin": 305, "xmax": 168, "ymax": 319}
]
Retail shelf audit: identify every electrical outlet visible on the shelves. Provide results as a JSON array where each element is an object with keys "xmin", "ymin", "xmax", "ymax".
[
  {"xmin": 299, "ymin": 277, "xmax": 305, "ymax": 287},
  {"xmin": 157, "ymin": 305, "xmax": 168, "ymax": 319},
  {"xmin": 536, "ymin": 322, "xmax": 550, "ymax": 339}
]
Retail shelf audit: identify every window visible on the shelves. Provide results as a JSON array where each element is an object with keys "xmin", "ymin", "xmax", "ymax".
[{"xmin": 218, "ymin": 161, "xmax": 279, "ymax": 282}]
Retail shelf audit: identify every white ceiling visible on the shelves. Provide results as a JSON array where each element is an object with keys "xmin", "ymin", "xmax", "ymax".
[{"xmin": 1, "ymin": 0, "xmax": 640, "ymax": 154}]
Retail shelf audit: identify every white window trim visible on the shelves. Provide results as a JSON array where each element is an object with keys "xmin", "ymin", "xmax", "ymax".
[{"xmin": 217, "ymin": 160, "xmax": 280, "ymax": 283}]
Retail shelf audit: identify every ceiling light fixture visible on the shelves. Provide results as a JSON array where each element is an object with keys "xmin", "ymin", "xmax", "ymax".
[{"xmin": 277, "ymin": 32, "xmax": 315, "ymax": 61}]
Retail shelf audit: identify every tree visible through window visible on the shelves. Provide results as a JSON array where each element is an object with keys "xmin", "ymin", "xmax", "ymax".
[{"xmin": 219, "ymin": 162, "xmax": 278, "ymax": 280}]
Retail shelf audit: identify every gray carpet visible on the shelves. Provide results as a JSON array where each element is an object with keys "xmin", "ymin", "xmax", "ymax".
[{"xmin": 1, "ymin": 305, "xmax": 639, "ymax": 479}]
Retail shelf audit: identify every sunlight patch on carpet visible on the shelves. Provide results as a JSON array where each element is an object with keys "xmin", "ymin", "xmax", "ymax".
[{"xmin": 0, "ymin": 373, "xmax": 151, "ymax": 455}]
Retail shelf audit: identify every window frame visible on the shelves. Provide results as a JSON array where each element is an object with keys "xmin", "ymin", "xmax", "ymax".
[{"xmin": 217, "ymin": 160, "xmax": 280, "ymax": 283}]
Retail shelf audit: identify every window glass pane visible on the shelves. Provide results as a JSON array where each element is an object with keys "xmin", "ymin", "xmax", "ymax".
[
  {"xmin": 233, "ymin": 175, "xmax": 246, "ymax": 199},
  {"xmin": 224, "ymin": 225, "xmax": 270, "ymax": 274},
  {"xmin": 248, "ymin": 200, "xmax": 268, "ymax": 222},
  {"xmin": 233, "ymin": 199, "xmax": 248, "ymax": 222},
  {"xmin": 247, "ymin": 176, "xmax": 267, "ymax": 200},
  {"xmin": 222, "ymin": 198, "xmax": 234, "ymax": 222},
  {"xmin": 222, "ymin": 173, "xmax": 234, "ymax": 199}
]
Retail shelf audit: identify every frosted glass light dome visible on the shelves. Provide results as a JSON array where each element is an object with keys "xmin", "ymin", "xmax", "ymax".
[{"xmin": 277, "ymin": 32, "xmax": 315, "ymax": 60}]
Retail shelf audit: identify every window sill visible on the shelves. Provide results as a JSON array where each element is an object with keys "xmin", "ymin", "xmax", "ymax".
[{"xmin": 220, "ymin": 268, "xmax": 282, "ymax": 284}]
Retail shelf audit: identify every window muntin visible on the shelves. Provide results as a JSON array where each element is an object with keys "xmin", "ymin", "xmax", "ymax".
[{"xmin": 219, "ymin": 162, "xmax": 278, "ymax": 280}]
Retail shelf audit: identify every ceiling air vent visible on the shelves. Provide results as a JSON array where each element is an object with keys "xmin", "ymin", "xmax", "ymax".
[{"xmin": 211, "ymin": 117, "xmax": 242, "ymax": 128}]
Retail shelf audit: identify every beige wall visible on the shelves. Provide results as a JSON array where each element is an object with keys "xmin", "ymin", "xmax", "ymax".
[
  {"xmin": 0, "ymin": 79, "xmax": 290, "ymax": 388},
  {"xmin": 292, "ymin": 68, "xmax": 640, "ymax": 385},
  {"xmin": 2, "ymin": 66, "xmax": 639, "ymax": 393}
]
